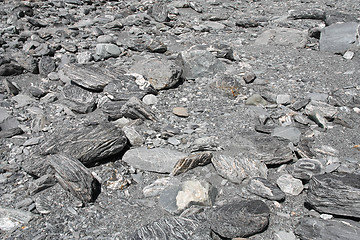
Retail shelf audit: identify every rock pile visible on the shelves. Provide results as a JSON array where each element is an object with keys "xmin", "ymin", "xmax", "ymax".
[{"xmin": 0, "ymin": 0, "xmax": 359, "ymax": 239}]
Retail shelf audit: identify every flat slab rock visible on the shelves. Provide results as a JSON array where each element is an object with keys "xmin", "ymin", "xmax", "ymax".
[
  {"xmin": 295, "ymin": 217, "xmax": 360, "ymax": 240},
  {"xmin": 122, "ymin": 147, "xmax": 188, "ymax": 173},
  {"xmin": 307, "ymin": 173, "xmax": 360, "ymax": 218},
  {"xmin": 246, "ymin": 177, "xmax": 285, "ymax": 201},
  {"xmin": 208, "ymin": 200, "xmax": 270, "ymax": 238},
  {"xmin": 40, "ymin": 123, "xmax": 128, "ymax": 166}
]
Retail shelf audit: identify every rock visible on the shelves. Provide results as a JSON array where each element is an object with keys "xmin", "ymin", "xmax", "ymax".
[
  {"xmin": 212, "ymin": 74, "xmax": 242, "ymax": 98},
  {"xmin": 0, "ymin": 63, "xmax": 23, "ymax": 76},
  {"xmin": 159, "ymin": 180, "xmax": 217, "ymax": 214},
  {"xmin": 12, "ymin": 52, "xmax": 38, "ymax": 73},
  {"xmin": 48, "ymin": 154, "xmax": 101, "ymax": 203},
  {"xmin": 191, "ymin": 136, "xmax": 220, "ymax": 152},
  {"xmin": 120, "ymin": 97, "xmax": 157, "ymax": 121},
  {"xmin": 255, "ymin": 28, "xmax": 307, "ymax": 48},
  {"xmin": 122, "ymin": 126, "xmax": 145, "ymax": 146},
  {"xmin": 245, "ymin": 94, "xmax": 269, "ymax": 106},
  {"xmin": 246, "ymin": 177, "xmax": 286, "ymax": 201},
  {"xmin": 243, "ymin": 71, "xmax": 256, "ymax": 84},
  {"xmin": 41, "ymin": 123, "xmax": 128, "ymax": 166},
  {"xmin": 146, "ymin": 39, "xmax": 167, "ymax": 53},
  {"xmin": 343, "ymin": 50, "xmax": 354, "ymax": 60},
  {"xmin": 176, "ymin": 46, "xmax": 225, "ymax": 80},
  {"xmin": 274, "ymin": 231, "xmax": 296, "ymax": 240},
  {"xmin": 208, "ymin": 200, "xmax": 270, "ymax": 238},
  {"xmin": 319, "ymin": 22, "xmax": 359, "ymax": 54},
  {"xmin": 61, "ymin": 64, "xmax": 121, "ymax": 91},
  {"xmin": 95, "ymin": 43, "xmax": 121, "ymax": 60},
  {"xmin": 27, "ymin": 174, "xmax": 56, "ymax": 196},
  {"xmin": 122, "ymin": 147, "xmax": 188, "ymax": 173},
  {"xmin": 143, "ymin": 177, "xmax": 177, "ymax": 198},
  {"xmin": 3, "ymin": 79, "xmax": 20, "ymax": 96},
  {"xmin": 171, "ymin": 152, "xmax": 212, "ymax": 176},
  {"xmin": 276, "ymin": 94, "xmax": 291, "ymax": 105},
  {"xmin": 130, "ymin": 58, "xmax": 182, "ymax": 90},
  {"xmin": 295, "ymin": 217, "xmax": 360, "ymax": 240},
  {"xmin": 132, "ymin": 216, "xmax": 204, "ymax": 240},
  {"xmin": 149, "ymin": 2, "xmax": 169, "ymax": 22},
  {"xmin": 271, "ymin": 126, "xmax": 301, "ymax": 144},
  {"xmin": 0, "ymin": 207, "xmax": 33, "ymax": 231},
  {"xmin": 142, "ymin": 94, "xmax": 158, "ymax": 105},
  {"xmin": 23, "ymin": 41, "xmax": 52, "ymax": 57},
  {"xmin": 77, "ymin": 51, "xmax": 93, "ymax": 64},
  {"xmin": 307, "ymin": 173, "xmax": 360, "ymax": 218},
  {"xmin": 172, "ymin": 107, "xmax": 189, "ymax": 117},
  {"xmin": 276, "ymin": 174, "xmax": 304, "ymax": 196},
  {"xmin": 38, "ymin": 56, "xmax": 56, "ymax": 76},
  {"xmin": 236, "ymin": 18, "xmax": 261, "ymax": 28},
  {"xmin": 21, "ymin": 155, "xmax": 53, "ymax": 178},
  {"xmin": 305, "ymin": 100, "xmax": 338, "ymax": 119},
  {"xmin": 288, "ymin": 9, "xmax": 326, "ymax": 20},
  {"xmin": 291, "ymin": 158, "xmax": 324, "ymax": 180},
  {"xmin": 100, "ymin": 100, "xmax": 125, "ymax": 120},
  {"xmin": 62, "ymin": 84, "xmax": 96, "ymax": 114},
  {"xmin": 211, "ymin": 153, "xmax": 268, "ymax": 184}
]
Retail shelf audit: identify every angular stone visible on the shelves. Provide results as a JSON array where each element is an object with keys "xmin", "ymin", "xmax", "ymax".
[
  {"xmin": 277, "ymin": 174, "xmax": 304, "ymax": 196},
  {"xmin": 255, "ymin": 28, "xmax": 307, "ymax": 48},
  {"xmin": 159, "ymin": 180, "xmax": 216, "ymax": 214},
  {"xmin": 247, "ymin": 177, "xmax": 286, "ymax": 201},
  {"xmin": 27, "ymin": 174, "xmax": 56, "ymax": 196},
  {"xmin": 171, "ymin": 152, "xmax": 212, "ymax": 176},
  {"xmin": 176, "ymin": 47, "xmax": 225, "ymax": 80},
  {"xmin": 146, "ymin": 39, "xmax": 167, "ymax": 53},
  {"xmin": 245, "ymin": 94, "xmax": 269, "ymax": 106},
  {"xmin": 305, "ymin": 100, "xmax": 338, "ymax": 119},
  {"xmin": 143, "ymin": 177, "xmax": 177, "ymax": 198},
  {"xmin": 172, "ymin": 107, "xmax": 189, "ymax": 117},
  {"xmin": 130, "ymin": 58, "xmax": 182, "ymax": 90},
  {"xmin": 295, "ymin": 217, "xmax": 360, "ymax": 240},
  {"xmin": 21, "ymin": 155, "xmax": 53, "ymax": 178},
  {"xmin": 122, "ymin": 126, "xmax": 144, "ymax": 146},
  {"xmin": 38, "ymin": 56, "xmax": 56, "ymax": 76},
  {"xmin": 274, "ymin": 231, "xmax": 296, "ymax": 240},
  {"xmin": 271, "ymin": 126, "xmax": 301, "ymax": 144},
  {"xmin": 122, "ymin": 147, "xmax": 188, "ymax": 173},
  {"xmin": 0, "ymin": 207, "xmax": 33, "ymax": 231},
  {"xmin": 291, "ymin": 158, "xmax": 324, "ymax": 180},
  {"xmin": 3, "ymin": 79, "xmax": 20, "ymax": 96},
  {"xmin": 62, "ymin": 84, "xmax": 96, "ymax": 114},
  {"xmin": 288, "ymin": 9, "xmax": 326, "ymax": 20},
  {"xmin": 0, "ymin": 63, "xmax": 23, "ymax": 76},
  {"xmin": 120, "ymin": 97, "xmax": 157, "ymax": 121},
  {"xmin": 12, "ymin": 52, "xmax": 38, "ymax": 73},
  {"xmin": 212, "ymin": 153, "xmax": 268, "ymax": 184},
  {"xmin": 307, "ymin": 173, "xmax": 360, "ymax": 218},
  {"xmin": 95, "ymin": 43, "xmax": 121, "ymax": 60},
  {"xmin": 319, "ymin": 22, "xmax": 359, "ymax": 54},
  {"xmin": 212, "ymin": 74, "xmax": 242, "ymax": 98},
  {"xmin": 191, "ymin": 136, "xmax": 220, "ymax": 152},
  {"xmin": 243, "ymin": 71, "xmax": 256, "ymax": 84},
  {"xmin": 48, "ymin": 154, "xmax": 101, "ymax": 203},
  {"xmin": 208, "ymin": 200, "xmax": 270, "ymax": 238},
  {"xmin": 61, "ymin": 64, "xmax": 120, "ymax": 91},
  {"xmin": 41, "ymin": 123, "xmax": 128, "ymax": 166},
  {"xmin": 100, "ymin": 100, "xmax": 125, "ymax": 120},
  {"xmin": 149, "ymin": 2, "xmax": 169, "ymax": 22}
]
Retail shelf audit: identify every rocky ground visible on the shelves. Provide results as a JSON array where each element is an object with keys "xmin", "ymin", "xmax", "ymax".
[{"xmin": 1, "ymin": 0, "xmax": 360, "ymax": 239}]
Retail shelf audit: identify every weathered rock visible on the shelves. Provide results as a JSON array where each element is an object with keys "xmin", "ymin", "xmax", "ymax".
[
  {"xmin": 307, "ymin": 173, "xmax": 360, "ymax": 218},
  {"xmin": 27, "ymin": 174, "xmax": 56, "ymax": 196},
  {"xmin": 172, "ymin": 107, "xmax": 189, "ymax": 117},
  {"xmin": 171, "ymin": 152, "xmax": 212, "ymax": 176},
  {"xmin": 41, "ymin": 123, "xmax": 128, "ymax": 166},
  {"xmin": 208, "ymin": 200, "xmax": 270, "ymax": 238},
  {"xmin": 149, "ymin": 2, "xmax": 169, "ymax": 22},
  {"xmin": 191, "ymin": 136, "xmax": 220, "ymax": 152},
  {"xmin": 246, "ymin": 94, "xmax": 269, "ymax": 106},
  {"xmin": 159, "ymin": 180, "xmax": 217, "ymax": 214},
  {"xmin": 319, "ymin": 22, "xmax": 359, "ymax": 54},
  {"xmin": 0, "ymin": 63, "xmax": 23, "ymax": 76},
  {"xmin": 288, "ymin": 9, "xmax": 326, "ymax": 20},
  {"xmin": 23, "ymin": 41, "xmax": 52, "ymax": 57},
  {"xmin": 62, "ymin": 84, "xmax": 96, "ymax": 114},
  {"xmin": 0, "ymin": 207, "xmax": 33, "ymax": 231},
  {"xmin": 255, "ymin": 28, "xmax": 307, "ymax": 48},
  {"xmin": 130, "ymin": 58, "xmax": 182, "ymax": 90},
  {"xmin": 212, "ymin": 74, "xmax": 242, "ymax": 98},
  {"xmin": 143, "ymin": 177, "xmax": 178, "ymax": 198},
  {"xmin": 120, "ymin": 97, "xmax": 157, "ymax": 121},
  {"xmin": 122, "ymin": 147, "xmax": 188, "ymax": 173},
  {"xmin": 207, "ymin": 44, "xmax": 234, "ymax": 60},
  {"xmin": 48, "ymin": 154, "xmax": 101, "ymax": 203},
  {"xmin": 122, "ymin": 126, "xmax": 145, "ymax": 146},
  {"xmin": 146, "ymin": 39, "xmax": 167, "ymax": 53},
  {"xmin": 295, "ymin": 217, "xmax": 360, "ymax": 240},
  {"xmin": 305, "ymin": 100, "xmax": 338, "ymax": 119},
  {"xmin": 271, "ymin": 126, "xmax": 301, "ymax": 144},
  {"xmin": 100, "ymin": 100, "xmax": 125, "ymax": 120},
  {"xmin": 243, "ymin": 71, "xmax": 256, "ymax": 84},
  {"xmin": 95, "ymin": 43, "xmax": 121, "ymax": 60},
  {"xmin": 276, "ymin": 174, "xmax": 304, "ymax": 196},
  {"xmin": 12, "ymin": 52, "xmax": 38, "ymax": 73},
  {"xmin": 38, "ymin": 56, "xmax": 56, "ymax": 76},
  {"xmin": 212, "ymin": 153, "xmax": 268, "ymax": 184},
  {"xmin": 274, "ymin": 231, "xmax": 296, "ymax": 240},
  {"xmin": 291, "ymin": 158, "xmax": 324, "ymax": 180},
  {"xmin": 176, "ymin": 47, "xmax": 225, "ymax": 80},
  {"xmin": 22, "ymin": 155, "xmax": 53, "ymax": 178},
  {"xmin": 3, "ymin": 79, "xmax": 20, "ymax": 96},
  {"xmin": 247, "ymin": 177, "xmax": 286, "ymax": 201}
]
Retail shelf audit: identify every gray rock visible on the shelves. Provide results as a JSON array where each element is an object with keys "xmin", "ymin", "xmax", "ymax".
[
  {"xmin": 0, "ymin": 207, "xmax": 33, "ymax": 231},
  {"xmin": 274, "ymin": 230, "xmax": 296, "ymax": 240},
  {"xmin": 3, "ymin": 79, "xmax": 20, "ymax": 96},
  {"xmin": 23, "ymin": 41, "xmax": 52, "ymax": 57},
  {"xmin": 212, "ymin": 74, "xmax": 242, "ymax": 98},
  {"xmin": 130, "ymin": 58, "xmax": 182, "ymax": 90},
  {"xmin": 142, "ymin": 94, "xmax": 158, "ymax": 105},
  {"xmin": 122, "ymin": 147, "xmax": 188, "ymax": 173},
  {"xmin": 247, "ymin": 177, "xmax": 286, "ymax": 201},
  {"xmin": 62, "ymin": 84, "xmax": 96, "ymax": 114},
  {"xmin": 295, "ymin": 217, "xmax": 360, "ymax": 240},
  {"xmin": 149, "ymin": 2, "xmax": 169, "ymax": 22},
  {"xmin": 146, "ymin": 39, "xmax": 167, "ymax": 53},
  {"xmin": 291, "ymin": 158, "xmax": 324, "ymax": 180},
  {"xmin": 27, "ymin": 174, "xmax": 56, "ymax": 196},
  {"xmin": 211, "ymin": 152, "xmax": 268, "ymax": 184},
  {"xmin": 319, "ymin": 22, "xmax": 359, "ymax": 54},
  {"xmin": 120, "ymin": 97, "xmax": 157, "ymax": 121},
  {"xmin": 307, "ymin": 173, "xmax": 360, "ymax": 218},
  {"xmin": 12, "ymin": 52, "xmax": 38, "ymax": 73},
  {"xmin": 48, "ymin": 154, "xmax": 101, "ymax": 203},
  {"xmin": 288, "ymin": 9, "xmax": 326, "ymax": 20},
  {"xmin": 255, "ymin": 28, "xmax": 307, "ymax": 48},
  {"xmin": 0, "ymin": 63, "xmax": 23, "ymax": 76},
  {"xmin": 100, "ymin": 100, "xmax": 125, "ymax": 120},
  {"xmin": 143, "ymin": 177, "xmax": 177, "ymax": 198},
  {"xmin": 277, "ymin": 94, "xmax": 291, "ymax": 105},
  {"xmin": 38, "ymin": 56, "xmax": 56, "ymax": 76},
  {"xmin": 277, "ymin": 174, "xmax": 304, "ymax": 196},
  {"xmin": 305, "ymin": 100, "xmax": 338, "ymax": 119},
  {"xmin": 271, "ymin": 126, "xmax": 301, "ymax": 144},
  {"xmin": 176, "ymin": 47, "xmax": 225, "ymax": 80},
  {"xmin": 208, "ymin": 200, "xmax": 270, "ymax": 238},
  {"xmin": 41, "ymin": 123, "xmax": 128, "ymax": 166},
  {"xmin": 95, "ymin": 43, "xmax": 121, "ymax": 60},
  {"xmin": 171, "ymin": 152, "xmax": 212, "ymax": 176},
  {"xmin": 191, "ymin": 136, "xmax": 220, "ymax": 152},
  {"xmin": 246, "ymin": 94, "xmax": 269, "ymax": 106},
  {"xmin": 76, "ymin": 52, "xmax": 93, "ymax": 64},
  {"xmin": 21, "ymin": 155, "xmax": 53, "ymax": 178},
  {"xmin": 122, "ymin": 126, "xmax": 144, "ymax": 146}
]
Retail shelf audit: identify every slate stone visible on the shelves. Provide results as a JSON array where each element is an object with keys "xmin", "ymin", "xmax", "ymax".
[
  {"xmin": 130, "ymin": 58, "xmax": 182, "ymax": 90},
  {"xmin": 122, "ymin": 147, "xmax": 188, "ymax": 173},
  {"xmin": 21, "ymin": 155, "xmax": 53, "ymax": 178},
  {"xmin": 307, "ymin": 173, "xmax": 360, "ymax": 218},
  {"xmin": 23, "ymin": 41, "xmax": 52, "ymax": 57},
  {"xmin": 319, "ymin": 22, "xmax": 359, "ymax": 54},
  {"xmin": 288, "ymin": 9, "xmax": 326, "ymax": 20},
  {"xmin": 0, "ymin": 127, "xmax": 24, "ymax": 138},
  {"xmin": 0, "ymin": 63, "xmax": 23, "ymax": 76},
  {"xmin": 305, "ymin": 100, "xmax": 338, "ymax": 119},
  {"xmin": 295, "ymin": 217, "xmax": 360, "ymax": 240},
  {"xmin": 245, "ymin": 94, "xmax": 269, "ymax": 106},
  {"xmin": 0, "ymin": 207, "xmax": 33, "ymax": 231},
  {"xmin": 276, "ymin": 174, "xmax": 304, "ymax": 196},
  {"xmin": 27, "ymin": 174, "xmax": 56, "ymax": 196},
  {"xmin": 131, "ymin": 216, "xmax": 204, "ymax": 240},
  {"xmin": 122, "ymin": 126, "xmax": 145, "ymax": 146},
  {"xmin": 274, "ymin": 230, "xmax": 296, "ymax": 240},
  {"xmin": 211, "ymin": 153, "xmax": 268, "ymax": 184},
  {"xmin": 62, "ymin": 84, "xmax": 96, "ymax": 114},
  {"xmin": 3, "ymin": 79, "xmax": 20, "ymax": 96},
  {"xmin": 149, "ymin": 2, "xmax": 169, "ymax": 22},
  {"xmin": 95, "ymin": 43, "xmax": 121, "ymax": 60},
  {"xmin": 120, "ymin": 97, "xmax": 157, "ymax": 121},
  {"xmin": 146, "ymin": 39, "xmax": 167, "ymax": 53},
  {"xmin": 41, "ymin": 123, "xmax": 128, "ymax": 166},
  {"xmin": 291, "ymin": 158, "xmax": 324, "ymax": 180},
  {"xmin": 48, "ymin": 154, "xmax": 101, "ymax": 203},
  {"xmin": 247, "ymin": 177, "xmax": 286, "ymax": 201},
  {"xmin": 172, "ymin": 107, "xmax": 189, "ymax": 117},
  {"xmin": 271, "ymin": 126, "xmax": 301, "ymax": 144},
  {"xmin": 176, "ymin": 47, "xmax": 225, "ymax": 80},
  {"xmin": 143, "ymin": 177, "xmax": 177, "ymax": 198},
  {"xmin": 38, "ymin": 56, "xmax": 56, "ymax": 76},
  {"xmin": 100, "ymin": 100, "xmax": 125, "ymax": 120},
  {"xmin": 255, "ymin": 28, "xmax": 307, "ymax": 48},
  {"xmin": 12, "ymin": 52, "xmax": 38, "ymax": 73},
  {"xmin": 62, "ymin": 64, "xmax": 120, "ymax": 91},
  {"xmin": 171, "ymin": 152, "xmax": 212, "ymax": 176},
  {"xmin": 208, "ymin": 200, "xmax": 270, "ymax": 238}
]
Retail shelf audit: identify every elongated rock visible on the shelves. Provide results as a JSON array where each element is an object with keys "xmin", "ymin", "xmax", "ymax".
[
  {"xmin": 41, "ymin": 123, "xmax": 128, "ymax": 166},
  {"xmin": 247, "ymin": 177, "xmax": 285, "ymax": 201},
  {"xmin": 307, "ymin": 173, "xmax": 360, "ymax": 218},
  {"xmin": 291, "ymin": 158, "xmax": 324, "ymax": 180},
  {"xmin": 171, "ymin": 152, "xmax": 212, "ymax": 176},
  {"xmin": 120, "ymin": 97, "xmax": 157, "ymax": 121},
  {"xmin": 48, "ymin": 154, "xmax": 101, "ymax": 203},
  {"xmin": 295, "ymin": 217, "xmax": 360, "ymax": 240}
]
